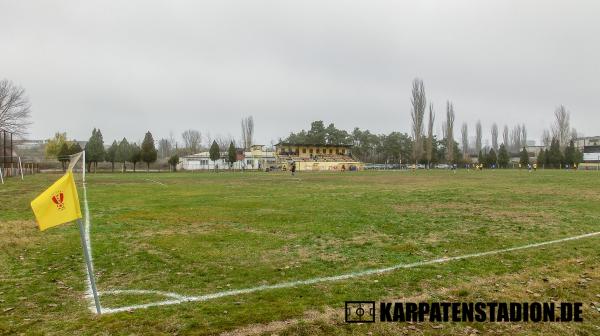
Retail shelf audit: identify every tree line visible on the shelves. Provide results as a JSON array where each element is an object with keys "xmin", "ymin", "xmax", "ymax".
[
  {"xmin": 283, "ymin": 79, "xmax": 584, "ymax": 168},
  {"xmin": 46, "ymin": 129, "xmax": 158, "ymax": 172}
]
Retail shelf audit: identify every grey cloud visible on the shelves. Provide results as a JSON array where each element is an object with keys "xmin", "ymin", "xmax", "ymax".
[{"xmin": 1, "ymin": 0, "xmax": 598, "ymax": 145}]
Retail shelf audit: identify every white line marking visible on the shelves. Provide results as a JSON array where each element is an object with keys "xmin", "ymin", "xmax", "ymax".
[
  {"xmin": 100, "ymin": 289, "xmax": 188, "ymax": 300},
  {"xmin": 81, "ymin": 179, "xmax": 97, "ymax": 312},
  {"xmin": 97, "ymin": 230, "xmax": 600, "ymax": 314},
  {"xmin": 144, "ymin": 178, "xmax": 167, "ymax": 186}
]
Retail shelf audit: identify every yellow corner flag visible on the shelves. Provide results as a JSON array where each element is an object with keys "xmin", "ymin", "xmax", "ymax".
[{"xmin": 31, "ymin": 171, "xmax": 82, "ymax": 231}]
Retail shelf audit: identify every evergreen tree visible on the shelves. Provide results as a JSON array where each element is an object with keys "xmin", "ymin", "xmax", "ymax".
[
  {"xmin": 116, "ymin": 138, "xmax": 130, "ymax": 172},
  {"xmin": 209, "ymin": 140, "xmax": 220, "ymax": 171},
  {"xmin": 129, "ymin": 143, "xmax": 141, "ymax": 172},
  {"xmin": 106, "ymin": 140, "xmax": 118, "ymax": 172},
  {"xmin": 536, "ymin": 149, "xmax": 545, "ymax": 168},
  {"xmin": 564, "ymin": 140, "xmax": 576, "ymax": 166},
  {"xmin": 168, "ymin": 154, "xmax": 179, "ymax": 172},
  {"xmin": 487, "ymin": 148, "xmax": 497, "ymax": 168},
  {"xmin": 141, "ymin": 131, "xmax": 158, "ymax": 171},
  {"xmin": 519, "ymin": 147, "xmax": 529, "ymax": 166},
  {"xmin": 57, "ymin": 142, "xmax": 70, "ymax": 171},
  {"xmin": 548, "ymin": 138, "xmax": 563, "ymax": 168},
  {"xmin": 306, "ymin": 121, "xmax": 327, "ymax": 144},
  {"xmin": 497, "ymin": 144, "xmax": 509, "ymax": 168},
  {"xmin": 227, "ymin": 141, "xmax": 237, "ymax": 169},
  {"xmin": 84, "ymin": 128, "xmax": 96, "ymax": 173},
  {"xmin": 478, "ymin": 150, "xmax": 485, "ymax": 165},
  {"xmin": 452, "ymin": 141, "xmax": 462, "ymax": 165},
  {"xmin": 69, "ymin": 141, "xmax": 83, "ymax": 155},
  {"xmin": 85, "ymin": 128, "xmax": 105, "ymax": 173},
  {"xmin": 574, "ymin": 148, "xmax": 583, "ymax": 166}
]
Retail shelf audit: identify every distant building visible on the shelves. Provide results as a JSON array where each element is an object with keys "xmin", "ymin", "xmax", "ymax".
[
  {"xmin": 275, "ymin": 142, "xmax": 364, "ymax": 171},
  {"xmin": 179, "ymin": 145, "xmax": 276, "ymax": 170},
  {"xmin": 14, "ymin": 139, "xmax": 48, "ymax": 150},
  {"xmin": 525, "ymin": 145, "xmax": 545, "ymax": 157},
  {"xmin": 574, "ymin": 136, "xmax": 600, "ymax": 151},
  {"xmin": 243, "ymin": 145, "xmax": 277, "ymax": 169},
  {"xmin": 583, "ymin": 145, "xmax": 600, "ymax": 162}
]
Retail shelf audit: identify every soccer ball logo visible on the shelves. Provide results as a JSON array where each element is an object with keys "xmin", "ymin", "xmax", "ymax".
[{"xmin": 51, "ymin": 191, "xmax": 65, "ymax": 210}]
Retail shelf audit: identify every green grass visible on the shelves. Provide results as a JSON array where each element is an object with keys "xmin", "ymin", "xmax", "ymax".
[{"xmin": 1, "ymin": 170, "xmax": 599, "ymax": 335}]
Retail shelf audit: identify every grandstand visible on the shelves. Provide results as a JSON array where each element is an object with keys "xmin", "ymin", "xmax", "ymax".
[{"xmin": 275, "ymin": 142, "xmax": 364, "ymax": 171}]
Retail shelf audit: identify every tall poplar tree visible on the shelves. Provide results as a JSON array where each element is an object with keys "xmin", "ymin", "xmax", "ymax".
[
  {"xmin": 209, "ymin": 140, "xmax": 220, "ymax": 171},
  {"xmin": 141, "ymin": 131, "xmax": 158, "ymax": 171},
  {"xmin": 227, "ymin": 141, "xmax": 237, "ymax": 169}
]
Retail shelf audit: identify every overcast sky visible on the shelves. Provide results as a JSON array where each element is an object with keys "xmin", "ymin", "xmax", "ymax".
[{"xmin": 2, "ymin": 0, "xmax": 599, "ymax": 146}]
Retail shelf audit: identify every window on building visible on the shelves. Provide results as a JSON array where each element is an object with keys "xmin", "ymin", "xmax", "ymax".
[
  {"xmin": 309, "ymin": 149, "xmax": 313, "ymax": 154},
  {"xmin": 329, "ymin": 149, "xmax": 333, "ymax": 154},
  {"xmin": 316, "ymin": 148, "xmax": 320, "ymax": 153},
  {"xmin": 246, "ymin": 159, "xmax": 253, "ymax": 165},
  {"xmin": 302, "ymin": 148, "xmax": 307, "ymax": 153}
]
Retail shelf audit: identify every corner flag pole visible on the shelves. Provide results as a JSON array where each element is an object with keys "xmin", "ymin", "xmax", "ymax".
[
  {"xmin": 76, "ymin": 150, "xmax": 101, "ymax": 314},
  {"xmin": 78, "ymin": 218, "xmax": 101, "ymax": 314},
  {"xmin": 18, "ymin": 156, "xmax": 24, "ymax": 180}
]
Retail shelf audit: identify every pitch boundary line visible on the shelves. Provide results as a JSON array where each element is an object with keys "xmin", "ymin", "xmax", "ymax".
[
  {"xmin": 92, "ymin": 230, "xmax": 600, "ymax": 314},
  {"xmin": 81, "ymin": 179, "xmax": 97, "ymax": 312},
  {"xmin": 144, "ymin": 178, "xmax": 167, "ymax": 186}
]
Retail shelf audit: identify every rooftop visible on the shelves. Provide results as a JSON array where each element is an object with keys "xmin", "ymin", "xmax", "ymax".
[{"xmin": 276, "ymin": 142, "xmax": 353, "ymax": 148}]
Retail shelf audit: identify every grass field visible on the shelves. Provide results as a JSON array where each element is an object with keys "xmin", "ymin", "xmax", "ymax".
[{"xmin": 1, "ymin": 170, "xmax": 599, "ymax": 335}]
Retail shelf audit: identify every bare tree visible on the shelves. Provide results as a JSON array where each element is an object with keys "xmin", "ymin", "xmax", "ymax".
[
  {"xmin": 445, "ymin": 101, "xmax": 455, "ymax": 163},
  {"xmin": 552, "ymin": 105, "xmax": 570, "ymax": 150},
  {"xmin": 491, "ymin": 123, "xmax": 498, "ymax": 152},
  {"xmin": 425, "ymin": 104, "xmax": 435, "ymax": 167},
  {"xmin": 510, "ymin": 125, "xmax": 521, "ymax": 152},
  {"xmin": 0, "ymin": 79, "xmax": 32, "ymax": 135},
  {"xmin": 520, "ymin": 124, "xmax": 527, "ymax": 148},
  {"xmin": 441, "ymin": 121, "xmax": 447, "ymax": 140},
  {"xmin": 410, "ymin": 78, "xmax": 426, "ymax": 164},
  {"xmin": 511, "ymin": 125, "xmax": 523, "ymax": 152},
  {"xmin": 215, "ymin": 134, "xmax": 236, "ymax": 150},
  {"xmin": 570, "ymin": 128, "xmax": 578, "ymax": 141},
  {"xmin": 241, "ymin": 116, "xmax": 254, "ymax": 150},
  {"xmin": 541, "ymin": 129, "xmax": 551, "ymax": 147},
  {"xmin": 461, "ymin": 122, "xmax": 469, "ymax": 160},
  {"xmin": 181, "ymin": 129, "xmax": 202, "ymax": 154},
  {"xmin": 475, "ymin": 120, "xmax": 482, "ymax": 154},
  {"xmin": 169, "ymin": 131, "xmax": 176, "ymax": 151},
  {"xmin": 204, "ymin": 131, "xmax": 212, "ymax": 149},
  {"xmin": 157, "ymin": 138, "xmax": 172, "ymax": 158},
  {"xmin": 503, "ymin": 125, "xmax": 509, "ymax": 147}
]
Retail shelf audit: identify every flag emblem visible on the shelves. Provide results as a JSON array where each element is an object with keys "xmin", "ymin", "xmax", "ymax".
[
  {"xmin": 52, "ymin": 192, "xmax": 65, "ymax": 210},
  {"xmin": 31, "ymin": 171, "xmax": 82, "ymax": 230}
]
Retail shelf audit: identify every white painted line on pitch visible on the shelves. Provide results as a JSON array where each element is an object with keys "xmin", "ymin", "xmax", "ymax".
[
  {"xmin": 144, "ymin": 178, "xmax": 167, "ymax": 186},
  {"xmin": 81, "ymin": 179, "xmax": 97, "ymax": 312},
  {"xmin": 97, "ymin": 230, "xmax": 600, "ymax": 314}
]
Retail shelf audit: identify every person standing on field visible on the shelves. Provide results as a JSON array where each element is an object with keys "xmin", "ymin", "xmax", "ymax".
[{"xmin": 291, "ymin": 162, "xmax": 296, "ymax": 176}]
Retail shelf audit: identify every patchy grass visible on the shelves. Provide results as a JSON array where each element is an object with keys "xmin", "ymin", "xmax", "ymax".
[{"xmin": 0, "ymin": 170, "xmax": 599, "ymax": 335}]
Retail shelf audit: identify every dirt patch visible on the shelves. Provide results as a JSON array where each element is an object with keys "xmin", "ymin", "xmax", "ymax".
[
  {"xmin": 0, "ymin": 220, "xmax": 43, "ymax": 248},
  {"xmin": 394, "ymin": 201, "xmax": 561, "ymax": 226}
]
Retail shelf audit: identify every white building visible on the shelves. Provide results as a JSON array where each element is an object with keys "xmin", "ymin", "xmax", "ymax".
[
  {"xmin": 241, "ymin": 145, "xmax": 277, "ymax": 169},
  {"xmin": 180, "ymin": 145, "xmax": 276, "ymax": 171}
]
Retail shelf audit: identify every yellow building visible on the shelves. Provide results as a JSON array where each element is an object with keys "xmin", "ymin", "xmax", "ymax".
[{"xmin": 275, "ymin": 142, "xmax": 364, "ymax": 171}]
